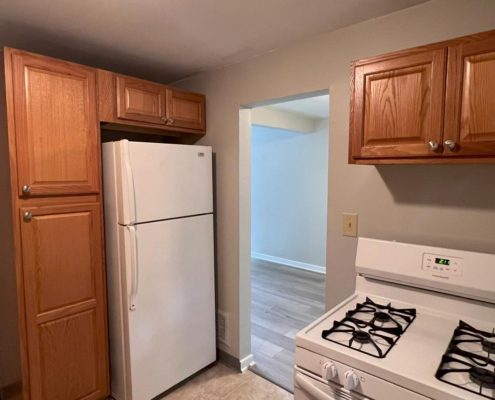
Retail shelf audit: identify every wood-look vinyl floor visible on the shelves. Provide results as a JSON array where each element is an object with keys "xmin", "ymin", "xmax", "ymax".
[{"xmin": 250, "ymin": 259, "xmax": 326, "ymax": 392}]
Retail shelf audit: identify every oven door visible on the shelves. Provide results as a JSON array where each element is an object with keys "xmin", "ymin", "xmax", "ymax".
[{"xmin": 295, "ymin": 368, "xmax": 367, "ymax": 400}]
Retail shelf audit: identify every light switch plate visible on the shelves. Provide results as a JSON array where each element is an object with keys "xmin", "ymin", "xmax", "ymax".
[{"xmin": 342, "ymin": 213, "xmax": 358, "ymax": 237}]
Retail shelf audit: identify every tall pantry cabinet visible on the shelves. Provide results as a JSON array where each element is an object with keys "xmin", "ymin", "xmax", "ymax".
[{"xmin": 2, "ymin": 48, "xmax": 109, "ymax": 399}]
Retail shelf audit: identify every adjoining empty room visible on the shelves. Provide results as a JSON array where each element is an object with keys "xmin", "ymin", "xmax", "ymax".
[{"xmin": 249, "ymin": 94, "xmax": 329, "ymax": 391}]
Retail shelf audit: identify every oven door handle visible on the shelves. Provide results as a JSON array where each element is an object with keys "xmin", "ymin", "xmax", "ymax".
[{"xmin": 295, "ymin": 373, "xmax": 338, "ymax": 400}]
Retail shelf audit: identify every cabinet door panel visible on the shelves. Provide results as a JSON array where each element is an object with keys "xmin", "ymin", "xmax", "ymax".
[
  {"xmin": 11, "ymin": 50, "xmax": 99, "ymax": 196},
  {"xmin": 166, "ymin": 88, "xmax": 205, "ymax": 131},
  {"xmin": 20, "ymin": 203, "xmax": 108, "ymax": 400},
  {"xmin": 444, "ymin": 35, "xmax": 495, "ymax": 156},
  {"xmin": 351, "ymin": 49, "xmax": 446, "ymax": 159},
  {"xmin": 116, "ymin": 75, "xmax": 166, "ymax": 124},
  {"xmin": 38, "ymin": 310, "xmax": 99, "ymax": 400},
  {"xmin": 28, "ymin": 211, "xmax": 96, "ymax": 313}
]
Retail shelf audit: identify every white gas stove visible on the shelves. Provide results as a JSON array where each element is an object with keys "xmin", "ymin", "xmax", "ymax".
[{"xmin": 295, "ymin": 238, "xmax": 495, "ymax": 400}]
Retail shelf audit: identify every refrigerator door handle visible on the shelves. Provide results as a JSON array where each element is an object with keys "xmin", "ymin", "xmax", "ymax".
[
  {"xmin": 122, "ymin": 140, "xmax": 137, "ymax": 225},
  {"xmin": 126, "ymin": 225, "xmax": 138, "ymax": 311}
]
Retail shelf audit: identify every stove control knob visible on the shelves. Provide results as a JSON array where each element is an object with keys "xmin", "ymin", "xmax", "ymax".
[
  {"xmin": 321, "ymin": 361, "xmax": 337, "ymax": 380},
  {"xmin": 344, "ymin": 370, "xmax": 360, "ymax": 391}
]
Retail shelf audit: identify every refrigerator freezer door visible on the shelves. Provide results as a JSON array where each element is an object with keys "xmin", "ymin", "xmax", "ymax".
[
  {"xmin": 114, "ymin": 140, "xmax": 213, "ymax": 225},
  {"xmin": 126, "ymin": 214, "xmax": 216, "ymax": 399}
]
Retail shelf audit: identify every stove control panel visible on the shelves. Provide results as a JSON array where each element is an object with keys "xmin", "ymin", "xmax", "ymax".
[
  {"xmin": 422, "ymin": 253, "xmax": 463, "ymax": 276},
  {"xmin": 296, "ymin": 347, "xmax": 430, "ymax": 399}
]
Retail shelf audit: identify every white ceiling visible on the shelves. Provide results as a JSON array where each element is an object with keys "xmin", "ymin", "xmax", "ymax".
[
  {"xmin": 267, "ymin": 95, "xmax": 330, "ymax": 119},
  {"xmin": 0, "ymin": 0, "xmax": 428, "ymax": 82}
]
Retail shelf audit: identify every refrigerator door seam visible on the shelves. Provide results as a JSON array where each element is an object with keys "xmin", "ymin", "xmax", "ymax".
[{"xmin": 118, "ymin": 212, "xmax": 214, "ymax": 226}]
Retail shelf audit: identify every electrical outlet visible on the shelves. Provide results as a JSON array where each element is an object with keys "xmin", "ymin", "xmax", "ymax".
[{"xmin": 343, "ymin": 213, "xmax": 358, "ymax": 237}]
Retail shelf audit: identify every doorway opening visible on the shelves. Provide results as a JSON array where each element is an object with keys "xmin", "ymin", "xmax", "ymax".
[{"xmin": 248, "ymin": 93, "xmax": 329, "ymax": 391}]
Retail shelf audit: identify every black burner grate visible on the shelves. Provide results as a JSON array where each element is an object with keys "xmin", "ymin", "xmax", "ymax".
[
  {"xmin": 436, "ymin": 321, "xmax": 495, "ymax": 399},
  {"xmin": 321, "ymin": 297, "xmax": 416, "ymax": 358}
]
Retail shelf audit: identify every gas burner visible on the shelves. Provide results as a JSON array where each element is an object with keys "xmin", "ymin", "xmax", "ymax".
[
  {"xmin": 374, "ymin": 311, "xmax": 391, "ymax": 323},
  {"xmin": 321, "ymin": 297, "xmax": 416, "ymax": 358},
  {"xmin": 353, "ymin": 330, "xmax": 372, "ymax": 344},
  {"xmin": 346, "ymin": 297, "xmax": 416, "ymax": 333},
  {"xmin": 436, "ymin": 321, "xmax": 495, "ymax": 399},
  {"xmin": 470, "ymin": 367, "xmax": 495, "ymax": 389}
]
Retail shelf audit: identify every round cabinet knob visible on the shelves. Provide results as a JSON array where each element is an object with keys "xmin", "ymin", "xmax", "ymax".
[
  {"xmin": 22, "ymin": 185, "xmax": 31, "ymax": 194},
  {"xmin": 167, "ymin": 118, "xmax": 175, "ymax": 125},
  {"xmin": 428, "ymin": 140, "xmax": 439, "ymax": 151},
  {"xmin": 444, "ymin": 139, "xmax": 457, "ymax": 151},
  {"xmin": 344, "ymin": 370, "xmax": 360, "ymax": 391},
  {"xmin": 160, "ymin": 116, "xmax": 169, "ymax": 123},
  {"xmin": 23, "ymin": 211, "xmax": 33, "ymax": 221},
  {"xmin": 321, "ymin": 361, "xmax": 337, "ymax": 380}
]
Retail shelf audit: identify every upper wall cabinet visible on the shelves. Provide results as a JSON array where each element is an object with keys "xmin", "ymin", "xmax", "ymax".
[
  {"xmin": 444, "ymin": 33, "xmax": 495, "ymax": 157},
  {"xmin": 350, "ymin": 49, "xmax": 446, "ymax": 159},
  {"xmin": 349, "ymin": 29, "xmax": 495, "ymax": 164},
  {"xmin": 9, "ymin": 49, "xmax": 100, "ymax": 196},
  {"xmin": 99, "ymin": 71, "xmax": 206, "ymax": 135},
  {"xmin": 165, "ymin": 88, "xmax": 206, "ymax": 131},
  {"xmin": 116, "ymin": 75, "xmax": 166, "ymax": 125}
]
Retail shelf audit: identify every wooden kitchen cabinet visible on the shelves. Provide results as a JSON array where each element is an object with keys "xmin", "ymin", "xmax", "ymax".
[
  {"xmin": 10, "ymin": 49, "xmax": 100, "ymax": 196},
  {"xmin": 3, "ymin": 47, "xmax": 110, "ymax": 400},
  {"xmin": 19, "ymin": 203, "xmax": 108, "ymax": 400},
  {"xmin": 116, "ymin": 74, "xmax": 166, "ymax": 125},
  {"xmin": 443, "ymin": 32, "xmax": 495, "ymax": 157},
  {"xmin": 98, "ymin": 70, "xmax": 206, "ymax": 135},
  {"xmin": 165, "ymin": 87, "xmax": 206, "ymax": 131},
  {"xmin": 349, "ymin": 29, "xmax": 495, "ymax": 164},
  {"xmin": 350, "ymin": 49, "xmax": 446, "ymax": 159}
]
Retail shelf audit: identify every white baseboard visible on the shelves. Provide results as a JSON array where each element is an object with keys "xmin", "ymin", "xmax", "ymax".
[
  {"xmin": 218, "ymin": 350, "xmax": 254, "ymax": 373},
  {"xmin": 239, "ymin": 353, "xmax": 254, "ymax": 372},
  {"xmin": 251, "ymin": 252, "xmax": 326, "ymax": 274}
]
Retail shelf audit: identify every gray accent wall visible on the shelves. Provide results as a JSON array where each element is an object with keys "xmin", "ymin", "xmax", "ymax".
[{"xmin": 174, "ymin": 0, "xmax": 495, "ymax": 360}]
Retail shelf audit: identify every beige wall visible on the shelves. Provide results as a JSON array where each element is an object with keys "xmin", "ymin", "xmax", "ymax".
[{"xmin": 175, "ymin": 0, "xmax": 495, "ymax": 359}]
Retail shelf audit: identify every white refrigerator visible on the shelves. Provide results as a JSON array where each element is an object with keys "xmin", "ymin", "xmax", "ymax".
[{"xmin": 102, "ymin": 140, "xmax": 216, "ymax": 400}]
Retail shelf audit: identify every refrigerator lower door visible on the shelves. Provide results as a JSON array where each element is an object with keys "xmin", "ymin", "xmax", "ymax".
[{"xmin": 124, "ymin": 214, "xmax": 216, "ymax": 399}]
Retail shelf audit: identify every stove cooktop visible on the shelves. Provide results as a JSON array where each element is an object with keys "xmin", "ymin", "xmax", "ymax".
[
  {"xmin": 298, "ymin": 288, "xmax": 495, "ymax": 400},
  {"xmin": 320, "ymin": 297, "xmax": 416, "ymax": 358},
  {"xmin": 298, "ymin": 237, "xmax": 495, "ymax": 400},
  {"xmin": 436, "ymin": 321, "xmax": 495, "ymax": 399}
]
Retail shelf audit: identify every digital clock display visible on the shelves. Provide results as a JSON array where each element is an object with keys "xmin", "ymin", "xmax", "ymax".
[{"xmin": 435, "ymin": 258, "xmax": 450, "ymax": 266}]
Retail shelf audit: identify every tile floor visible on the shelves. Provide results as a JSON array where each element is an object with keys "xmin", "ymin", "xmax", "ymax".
[{"xmin": 161, "ymin": 362, "xmax": 293, "ymax": 400}]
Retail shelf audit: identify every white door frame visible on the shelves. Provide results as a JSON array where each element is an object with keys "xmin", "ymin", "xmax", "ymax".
[
  {"xmin": 238, "ymin": 108, "xmax": 253, "ymax": 366},
  {"xmin": 238, "ymin": 90, "xmax": 330, "ymax": 365}
]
